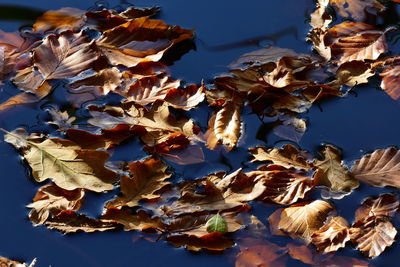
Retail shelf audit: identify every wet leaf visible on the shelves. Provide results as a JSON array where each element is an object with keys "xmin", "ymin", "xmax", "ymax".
[
  {"xmin": 380, "ymin": 65, "xmax": 400, "ymax": 101},
  {"xmin": 206, "ymin": 214, "xmax": 228, "ymax": 233},
  {"xmin": 354, "ymin": 194, "xmax": 399, "ymax": 222},
  {"xmin": 206, "ymin": 101, "xmax": 242, "ymax": 150},
  {"xmin": 310, "ymin": 0, "xmax": 332, "ymax": 30},
  {"xmin": 311, "ymin": 216, "xmax": 350, "ymax": 253},
  {"xmin": 164, "ymin": 83, "xmax": 205, "ymax": 110},
  {"xmin": 351, "ymin": 147, "xmax": 400, "ymax": 188},
  {"xmin": 330, "ymin": 0, "xmax": 385, "ymax": 21},
  {"xmin": 350, "ymin": 218, "xmax": 397, "ymax": 258},
  {"xmin": 167, "ymin": 232, "xmax": 234, "ymax": 252},
  {"xmin": 286, "ymin": 243, "xmax": 316, "ymax": 265},
  {"xmin": 96, "ymin": 17, "xmax": 193, "ymax": 67},
  {"xmin": 250, "ymin": 144, "xmax": 312, "ymax": 170},
  {"xmin": 27, "ymin": 182, "xmax": 84, "ymax": 225},
  {"xmin": 4, "ymin": 129, "xmax": 117, "ymax": 192},
  {"xmin": 106, "ymin": 157, "xmax": 171, "ymax": 208},
  {"xmin": 314, "ymin": 145, "xmax": 359, "ymax": 193},
  {"xmin": 331, "ymin": 61, "xmax": 375, "ymax": 87},
  {"xmin": 33, "ymin": 7, "xmax": 86, "ymax": 33},
  {"xmin": 236, "ymin": 240, "xmax": 288, "ymax": 267},
  {"xmin": 0, "ymin": 256, "xmax": 32, "ymax": 267},
  {"xmin": 276, "ymin": 200, "xmax": 334, "ymax": 239},
  {"xmin": 45, "ymin": 210, "xmax": 117, "ymax": 234}
]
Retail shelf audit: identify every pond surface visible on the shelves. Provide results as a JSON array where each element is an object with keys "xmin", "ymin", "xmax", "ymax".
[{"xmin": 0, "ymin": 0, "xmax": 399, "ymax": 266}]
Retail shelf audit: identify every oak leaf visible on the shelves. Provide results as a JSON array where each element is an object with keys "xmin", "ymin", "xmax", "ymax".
[
  {"xmin": 106, "ymin": 157, "xmax": 171, "ymax": 208},
  {"xmin": 311, "ymin": 216, "xmax": 350, "ymax": 253},
  {"xmin": 314, "ymin": 145, "xmax": 359, "ymax": 193},
  {"xmin": 351, "ymin": 147, "xmax": 400, "ymax": 188},
  {"xmin": 276, "ymin": 200, "xmax": 334, "ymax": 239},
  {"xmin": 4, "ymin": 129, "xmax": 117, "ymax": 192},
  {"xmin": 27, "ymin": 182, "xmax": 84, "ymax": 225}
]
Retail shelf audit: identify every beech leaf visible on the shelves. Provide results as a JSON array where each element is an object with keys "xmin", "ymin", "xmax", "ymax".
[
  {"xmin": 354, "ymin": 193, "xmax": 399, "ymax": 223},
  {"xmin": 380, "ymin": 65, "xmax": 400, "ymax": 101},
  {"xmin": 311, "ymin": 216, "xmax": 350, "ymax": 253}
]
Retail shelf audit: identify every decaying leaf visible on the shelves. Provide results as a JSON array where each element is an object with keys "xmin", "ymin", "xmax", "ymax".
[
  {"xmin": 106, "ymin": 157, "xmax": 171, "ymax": 208},
  {"xmin": 380, "ymin": 65, "xmax": 400, "ymax": 101},
  {"xmin": 350, "ymin": 218, "xmax": 397, "ymax": 258},
  {"xmin": 206, "ymin": 101, "xmax": 242, "ymax": 150},
  {"xmin": 276, "ymin": 200, "xmax": 334, "ymax": 239},
  {"xmin": 311, "ymin": 216, "xmax": 350, "ymax": 253},
  {"xmin": 4, "ymin": 129, "xmax": 117, "ymax": 192},
  {"xmin": 351, "ymin": 147, "xmax": 400, "ymax": 188},
  {"xmin": 27, "ymin": 182, "xmax": 84, "ymax": 225},
  {"xmin": 314, "ymin": 145, "xmax": 359, "ymax": 193},
  {"xmin": 250, "ymin": 144, "xmax": 312, "ymax": 170}
]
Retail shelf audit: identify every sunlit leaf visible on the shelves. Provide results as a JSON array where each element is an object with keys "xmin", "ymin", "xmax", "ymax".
[
  {"xmin": 329, "ymin": 0, "xmax": 385, "ymax": 21},
  {"xmin": 331, "ymin": 61, "xmax": 375, "ymax": 87},
  {"xmin": 106, "ymin": 157, "xmax": 171, "ymax": 208},
  {"xmin": 205, "ymin": 214, "xmax": 228, "ymax": 233},
  {"xmin": 354, "ymin": 194, "xmax": 399, "ymax": 222},
  {"xmin": 4, "ymin": 129, "xmax": 117, "ymax": 192},
  {"xmin": 33, "ymin": 8, "xmax": 86, "ymax": 33},
  {"xmin": 314, "ymin": 145, "xmax": 359, "ymax": 194},
  {"xmin": 310, "ymin": 0, "xmax": 331, "ymax": 30},
  {"xmin": 380, "ymin": 65, "xmax": 400, "ymax": 101},
  {"xmin": 276, "ymin": 200, "xmax": 334, "ymax": 239},
  {"xmin": 0, "ymin": 256, "xmax": 32, "ymax": 267},
  {"xmin": 311, "ymin": 216, "xmax": 350, "ymax": 253},
  {"xmin": 351, "ymin": 147, "xmax": 400, "ymax": 188},
  {"xmin": 101, "ymin": 208, "xmax": 165, "ymax": 231},
  {"xmin": 27, "ymin": 182, "xmax": 84, "ymax": 225}
]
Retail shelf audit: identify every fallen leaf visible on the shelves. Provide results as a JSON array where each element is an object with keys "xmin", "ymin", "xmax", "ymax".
[
  {"xmin": 167, "ymin": 232, "xmax": 234, "ymax": 252},
  {"xmin": 330, "ymin": 0, "xmax": 385, "ymax": 21},
  {"xmin": 380, "ymin": 65, "xmax": 400, "ymax": 101},
  {"xmin": 4, "ymin": 129, "xmax": 117, "ymax": 192},
  {"xmin": 164, "ymin": 83, "xmax": 205, "ymax": 110},
  {"xmin": 314, "ymin": 145, "xmax": 359, "ymax": 193},
  {"xmin": 331, "ymin": 61, "xmax": 375, "ymax": 87},
  {"xmin": 354, "ymin": 194, "xmax": 399, "ymax": 222},
  {"xmin": 236, "ymin": 240, "xmax": 288, "ymax": 267},
  {"xmin": 101, "ymin": 208, "xmax": 165, "ymax": 231},
  {"xmin": 33, "ymin": 7, "xmax": 86, "ymax": 33},
  {"xmin": 250, "ymin": 144, "xmax": 312, "ymax": 170},
  {"xmin": 206, "ymin": 101, "xmax": 242, "ymax": 150},
  {"xmin": 310, "ymin": 0, "xmax": 332, "ymax": 30},
  {"xmin": 311, "ymin": 216, "xmax": 350, "ymax": 253},
  {"xmin": 106, "ymin": 157, "xmax": 171, "ymax": 208},
  {"xmin": 0, "ymin": 256, "xmax": 31, "ymax": 267},
  {"xmin": 206, "ymin": 214, "xmax": 228, "ymax": 233},
  {"xmin": 287, "ymin": 243, "xmax": 316, "ymax": 265},
  {"xmin": 350, "ymin": 217, "xmax": 397, "ymax": 258},
  {"xmin": 27, "ymin": 182, "xmax": 84, "ymax": 225},
  {"xmin": 277, "ymin": 200, "xmax": 334, "ymax": 239},
  {"xmin": 45, "ymin": 210, "xmax": 117, "ymax": 234},
  {"xmin": 351, "ymin": 147, "xmax": 400, "ymax": 188},
  {"xmin": 272, "ymin": 115, "xmax": 307, "ymax": 143}
]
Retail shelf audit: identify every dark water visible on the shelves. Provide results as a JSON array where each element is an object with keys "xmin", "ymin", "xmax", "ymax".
[{"xmin": 0, "ymin": 0, "xmax": 399, "ymax": 266}]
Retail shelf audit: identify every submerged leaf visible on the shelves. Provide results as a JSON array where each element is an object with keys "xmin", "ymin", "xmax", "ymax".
[{"xmin": 206, "ymin": 214, "xmax": 228, "ymax": 233}]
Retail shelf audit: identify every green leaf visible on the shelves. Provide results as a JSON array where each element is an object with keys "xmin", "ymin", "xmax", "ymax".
[{"xmin": 206, "ymin": 214, "xmax": 228, "ymax": 233}]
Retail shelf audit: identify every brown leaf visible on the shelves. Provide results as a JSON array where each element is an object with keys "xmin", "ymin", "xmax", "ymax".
[
  {"xmin": 331, "ymin": 61, "xmax": 375, "ymax": 87},
  {"xmin": 330, "ymin": 0, "xmax": 384, "ymax": 21},
  {"xmin": 27, "ymin": 182, "xmax": 84, "ymax": 225},
  {"xmin": 354, "ymin": 194, "xmax": 399, "ymax": 222},
  {"xmin": 315, "ymin": 255, "xmax": 371, "ymax": 267},
  {"xmin": 380, "ymin": 65, "xmax": 400, "ymax": 101},
  {"xmin": 350, "ymin": 218, "xmax": 397, "ymax": 258},
  {"xmin": 4, "ymin": 129, "xmax": 117, "ymax": 192},
  {"xmin": 311, "ymin": 216, "xmax": 350, "ymax": 253},
  {"xmin": 0, "ymin": 256, "xmax": 30, "ymax": 267},
  {"xmin": 167, "ymin": 232, "xmax": 234, "ymax": 252},
  {"xmin": 277, "ymin": 200, "xmax": 334, "ymax": 239},
  {"xmin": 96, "ymin": 17, "xmax": 193, "ymax": 67},
  {"xmin": 101, "ymin": 208, "xmax": 165, "ymax": 231},
  {"xmin": 206, "ymin": 101, "xmax": 242, "ymax": 150},
  {"xmin": 106, "ymin": 157, "xmax": 171, "ymax": 208},
  {"xmin": 236, "ymin": 240, "xmax": 288, "ymax": 267},
  {"xmin": 33, "ymin": 8, "xmax": 86, "ymax": 33},
  {"xmin": 14, "ymin": 31, "xmax": 97, "ymax": 93},
  {"xmin": 351, "ymin": 147, "xmax": 400, "ymax": 188},
  {"xmin": 164, "ymin": 83, "xmax": 205, "ymax": 110},
  {"xmin": 314, "ymin": 145, "xmax": 359, "ymax": 193},
  {"xmin": 287, "ymin": 243, "xmax": 316, "ymax": 265},
  {"xmin": 250, "ymin": 144, "xmax": 312, "ymax": 170},
  {"xmin": 310, "ymin": 0, "xmax": 332, "ymax": 30},
  {"xmin": 45, "ymin": 210, "xmax": 117, "ymax": 234}
]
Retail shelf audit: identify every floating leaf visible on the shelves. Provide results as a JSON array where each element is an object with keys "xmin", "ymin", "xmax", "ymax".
[
  {"xmin": 380, "ymin": 65, "xmax": 400, "ymax": 101},
  {"xmin": 236, "ymin": 240, "xmax": 288, "ymax": 267},
  {"xmin": 311, "ymin": 216, "xmax": 350, "ymax": 253},
  {"xmin": 27, "ymin": 183, "xmax": 84, "ymax": 225},
  {"xmin": 330, "ymin": 0, "xmax": 384, "ymax": 21},
  {"xmin": 351, "ymin": 147, "xmax": 400, "ymax": 188},
  {"xmin": 354, "ymin": 194, "xmax": 399, "ymax": 222},
  {"xmin": 206, "ymin": 214, "xmax": 228, "ymax": 233},
  {"xmin": 4, "ymin": 129, "xmax": 117, "ymax": 192},
  {"xmin": 276, "ymin": 200, "xmax": 334, "ymax": 239},
  {"xmin": 33, "ymin": 7, "xmax": 86, "ymax": 33},
  {"xmin": 314, "ymin": 145, "xmax": 359, "ymax": 193},
  {"xmin": 167, "ymin": 232, "xmax": 234, "ymax": 252},
  {"xmin": 0, "ymin": 256, "xmax": 32, "ymax": 267}
]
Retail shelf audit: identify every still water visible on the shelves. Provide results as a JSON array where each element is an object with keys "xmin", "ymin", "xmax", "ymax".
[{"xmin": 0, "ymin": 0, "xmax": 399, "ymax": 266}]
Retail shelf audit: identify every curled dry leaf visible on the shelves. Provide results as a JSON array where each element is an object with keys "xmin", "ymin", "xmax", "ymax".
[
  {"xmin": 164, "ymin": 83, "xmax": 205, "ymax": 110},
  {"xmin": 106, "ymin": 157, "xmax": 171, "ymax": 208},
  {"xmin": 380, "ymin": 65, "xmax": 400, "ymax": 101},
  {"xmin": 96, "ymin": 17, "xmax": 193, "ymax": 67},
  {"xmin": 14, "ymin": 31, "xmax": 98, "ymax": 93},
  {"xmin": 314, "ymin": 145, "xmax": 359, "ymax": 194},
  {"xmin": 350, "ymin": 218, "xmax": 397, "ymax": 258},
  {"xmin": 206, "ymin": 101, "xmax": 242, "ymax": 150},
  {"xmin": 70, "ymin": 67, "xmax": 122, "ymax": 95},
  {"xmin": 354, "ymin": 194, "xmax": 399, "ymax": 222},
  {"xmin": 276, "ymin": 200, "xmax": 334, "ymax": 239},
  {"xmin": 311, "ymin": 216, "xmax": 350, "ymax": 253},
  {"xmin": 45, "ymin": 210, "xmax": 117, "ymax": 234},
  {"xmin": 310, "ymin": 0, "xmax": 331, "ymax": 30},
  {"xmin": 331, "ymin": 61, "xmax": 375, "ymax": 87},
  {"xmin": 27, "ymin": 182, "xmax": 84, "ymax": 225},
  {"xmin": 4, "ymin": 129, "xmax": 117, "ymax": 192},
  {"xmin": 250, "ymin": 144, "xmax": 312, "ymax": 170},
  {"xmin": 329, "ymin": 0, "xmax": 385, "ymax": 21},
  {"xmin": 351, "ymin": 147, "xmax": 400, "ymax": 188}
]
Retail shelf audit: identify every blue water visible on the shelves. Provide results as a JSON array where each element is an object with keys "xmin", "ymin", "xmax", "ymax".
[{"xmin": 0, "ymin": 0, "xmax": 399, "ymax": 266}]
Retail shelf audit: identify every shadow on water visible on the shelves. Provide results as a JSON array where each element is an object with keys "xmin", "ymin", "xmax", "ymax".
[{"xmin": 0, "ymin": 0, "xmax": 399, "ymax": 267}]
